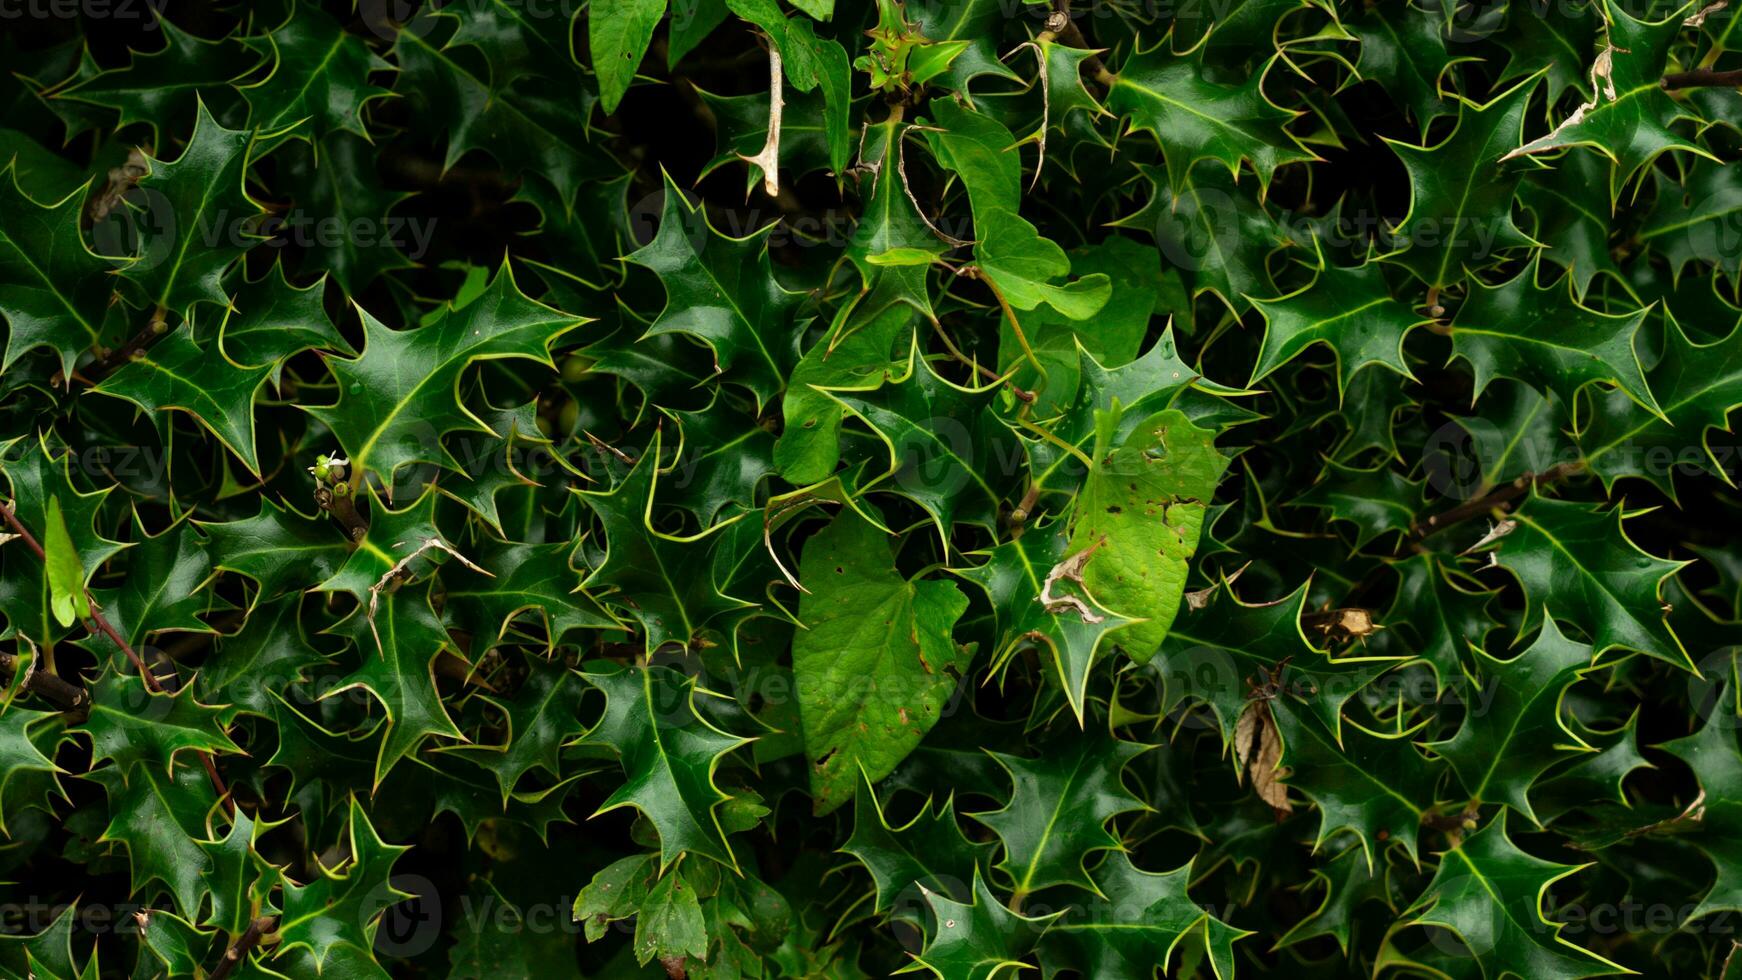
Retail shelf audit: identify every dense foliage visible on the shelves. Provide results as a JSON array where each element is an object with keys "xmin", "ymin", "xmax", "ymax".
[{"xmin": 3, "ymin": 0, "xmax": 1742, "ymax": 976}]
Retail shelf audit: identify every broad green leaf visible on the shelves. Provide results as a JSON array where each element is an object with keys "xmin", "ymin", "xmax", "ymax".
[{"xmin": 793, "ymin": 509, "xmax": 969, "ymax": 814}]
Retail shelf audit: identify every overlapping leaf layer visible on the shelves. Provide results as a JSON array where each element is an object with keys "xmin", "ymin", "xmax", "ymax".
[{"xmin": 2, "ymin": 1, "xmax": 1741, "ymax": 977}]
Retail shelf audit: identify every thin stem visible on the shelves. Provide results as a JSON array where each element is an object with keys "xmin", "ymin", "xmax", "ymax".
[
  {"xmin": 975, "ymin": 273, "xmax": 1047, "ymax": 378},
  {"xmin": 1662, "ymin": 68, "xmax": 1742, "ymax": 90},
  {"xmin": 0, "ymin": 499, "xmax": 232, "ymax": 813},
  {"xmin": 209, "ymin": 915, "xmax": 276, "ymax": 980},
  {"xmin": 1409, "ymin": 462, "xmax": 1584, "ymax": 541}
]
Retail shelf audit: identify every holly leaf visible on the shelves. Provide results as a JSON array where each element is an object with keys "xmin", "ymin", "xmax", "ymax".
[
  {"xmin": 85, "ymin": 762, "xmax": 214, "ymax": 916},
  {"xmin": 1448, "ymin": 257, "xmax": 1661, "ymax": 420},
  {"xmin": 1659, "ymin": 685, "xmax": 1742, "ymax": 925},
  {"xmin": 109, "ymin": 100, "xmax": 265, "ymax": 318},
  {"xmin": 1108, "ymin": 40, "xmax": 1313, "ymax": 197},
  {"xmin": 909, "ymin": 869, "xmax": 1060, "ymax": 980},
  {"xmin": 1476, "ymin": 495, "xmax": 1693, "ymax": 669},
  {"xmin": 1249, "ymin": 249, "xmax": 1432, "ymax": 395},
  {"xmin": 1430, "ymin": 615, "xmax": 1597, "ymax": 825},
  {"xmin": 1500, "ymin": 0, "xmax": 1717, "ymax": 195},
  {"xmin": 574, "ymin": 430, "xmax": 757, "ymax": 653},
  {"xmin": 197, "ymin": 808, "xmax": 283, "ymax": 937},
  {"xmin": 1390, "ymin": 813, "xmax": 1627, "ymax": 980},
  {"xmin": 970, "ymin": 731, "xmax": 1148, "ymax": 902},
  {"xmin": 578, "ymin": 662, "xmax": 752, "ymax": 871},
  {"xmin": 74, "ymin": 671, "xmax": 238, "ymax": 778},
  {"xmin": 1270, "ymin": 696, "xmax": 1441, "ymax": 867},
  {"xmin": 449, "ymin": 655, "xmax": 593, "ymax": 800},
  {"xmin": 330, "ymin": 583, "xmax": 467, "ymax": 785},
  {"xmin": 200, "ymin": 497, "xmax": 349, "ymax": 600},
  {"xmin": 951, "ymin": 516, "xmax": 1133, "ymax": 724},
  {"xmin": 217, "ymin": 261, "xmax": 352, "ymax": 372},
  {"xmin": 843, "ymin": 769, "xmax": 991, "ymax": 914},
  {"xmin": 47, "ymin": 19, "xmax": 263, "ymax": 138},
  {"xmin": 626, "ymin": 173, "xmax": 804, "ymax": 407},
  {"xmin": 303, "ymin": 262, "xmax": 583, "ymax": 485},
  {"xmin": 1383, "ymin": 74, "xmax": 1540, "ymax": 289},
  {"xmin": 240, "ymin": 2, "xmax": 393, "ymax": 142},
  {"xmin": 1578, "ymin": 312, "xmax": 1742, "ymax": 499},
  {"xmin": 1156, "ymin": 578, "xmax": 1397, "ymax": 746},
  {"xmin": 821, "ymin": 341, "xmax": 1022, "ymax": 547},
  {"xmin": 0, "ymin": 164, "xmax": 114, "ymax": 377},
  {"xmin": 1039, "ymin": 851, "xmax": 1251, "ymax": 980},
  {"xmin": 275, "ymin": 797, "xmax": 411, "ymax": 971},
  {"xmin": 92, "ymin": 324, "xmax": 274, "ymax": 475}
]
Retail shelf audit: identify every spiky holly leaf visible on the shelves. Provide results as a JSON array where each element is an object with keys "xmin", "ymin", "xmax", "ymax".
[
  {"xmin": 1448, "ymin": 258, "xmax": 1660, "ymax": 419},
  {"xmin": 92, "ymin": 325, "xmax": 274, "ymax": 475},
  {"xmin": 626, "ymin": 173, "xmax": 803, "ymax": 407},
  {"xmin": 198, "ymin": 809, "xmax": 283, "ymax": 937},
  {"xmin": 834, "ymin": 119, "xmax": 946, "ymax": 330},
  {"xmin": 239, "ymin": 2, "xmax": 393, "ymax": 141},
  {"xmin": 443, "ymin": 539, "xmax": 620, "ymax": 648},
  {"xmin": 970, "ymin": 731, "xmax": 1148, "ymax": 902},
  {"xmin": 1156, "ymin": 579, "xmax": 1399, "ymax": 746},
  {"xmin": 48, "ymin": 20, "xmax": 262, "ymax": 137},
  {"xmin": 1107, "ymin": 40, "xmax": 1313, "ymax": 197},
  {"xmin": 951, "ymin": 516, "xmax": 1133, "ymax": 724},
  {"xmin": 85, "ymin": 762, "xmax": 214, "ymax": 916},
  {"xmin": 1579, "ymin": 313, "xmax": 1742, "ymax": 499},
  {"xmin": 395, "ymin": 5, "xmax": 617, "ymax": 207},
  {"xmin": 303, "ymin": 262, "xmax": 582, "ymax": 485},
  {"xmin": 1291, "ymin": 458, "xmax": 1425, "ymax": 550},
  {"xmin": 450, "ymin": 655, "xmax": 592, "ymax": 800},
  {"xmin": 109, "ymin": 100, "xmax": 265, "ymax": 318},
  {"xmin": 1111, "ymin": 162, "xmax": 1286, "ymax": 313},
  {"xmin": 1390, "ymin": 813, "xmax": 1626, "ymax": 980},
  {"xmin": 275, "ymin": 798, "xmax": 411, "ymax": 971},
  {"xmin": 200, "ymin": 497, "xmax": 349, "ymax": 599},
  {"xmin": 196, "ymin": 595, "xmax": 330, "ymax": 718},
  {"xmin": 274, "ymin": 133, "xmax": 418, "ymax": 294},
  {"xmin": 1379, "ymin": 554, "xmax": 1499, "ymax": 685},
  {"xmin": 0, "ymin": 165, "xmax": 115, "ymax": 377},
  {"xmin": 793, "ymin": 509, "xmax": 970, "ymax": 815},
  {"xmin": 1354, "ymin": 1, "xmax": 1465, "ymax": 136},
  {"xmin": 0, "ymin": 707, "xmax": 64, "ymax": 836},
  {"xmin": 1476, "ymin": 495, "xmax": 1693, "ymax": 669},
  {"xmin": 1430, "ymin": 615, "xmax": 1597, "ymax": 825},
  {"xmin": 217, "ymin": 261, "xmax": 352, "ymax": 372},
  {"xmin": 1249, "ymin": 251, "xmax": 1432, "ymax": 396},
  {"xmin": 908, "ymin": 870, "xmax": 1060, "ymax": 980},
  {"xmin": 328, "ymin": 583, "xmax": 465, "ymax": 785},
  {"xmin": 1501, "ymin": 0, "xmax": 1716, "ymax": 196},
  {"xmin": 844, "ymin": 770, "xmax": 991, "ymax": 914},
  {"xmin": 573, "ymin": 431, "xmax": 757, "ymax": 653},
  {"xmin": 73, "ymin": 671, "xmax": 238, "ymax": 777},
  {"xmin": 578, "ymin": 662, "xmax": 752, "ymax": 871},
  {"xmin": 821, "ymin": 341, "xmax": 1022, "ymax": 547},
  {"xmin": 1039, "ymin": 851, "xmax": 1251, "ymax": 980},
  {"xmin": 1659, "ymin": 685, "xmax": 1742, "ymax": 925},
  {"xmin": 1270, "ymin": 697, "xmax": 1441, "ymax": 867},
  {"xmin": 1383, "ymin": 75, "xmax": 1539, "ymax": 289}
]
